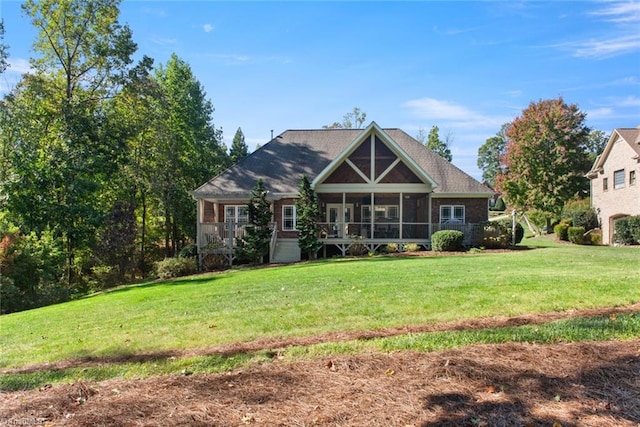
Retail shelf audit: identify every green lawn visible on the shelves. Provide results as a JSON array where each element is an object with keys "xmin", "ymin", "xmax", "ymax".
[{"xmin": 1, "ymin": 237, "xmax": 639, "ymax": 390}]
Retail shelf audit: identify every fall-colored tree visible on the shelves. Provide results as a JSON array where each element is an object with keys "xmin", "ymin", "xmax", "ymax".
[{"xmin": 495, "ymin": 97, "xmax": 591, "ymax": 228}]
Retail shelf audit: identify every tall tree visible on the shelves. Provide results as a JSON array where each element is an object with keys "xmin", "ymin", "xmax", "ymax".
[
  {"xmin": 323, "ymin": 107, "xmax": 367, "ymax": 129},
  {"xmin": 585, "ymin": 129, "xmax": 609, "ymax": 163},
  {"xmin": 425, "ymin": 125, "xmax": 452, "ymax": 162},
  {"xmin": 0, "ymin": 20, "xmax": 8, "ymax": 74},
  {"xmin": 4, "ymin": 0, "xmax": 136, "ymax": 286},
  {"xmin": 155, "ymin": 53, "xmax": 227, "ymax": 256},
  {"xmin": 230, "ymin": 127, "xmax": 249, "ymax": 164},
  {"xmin": 495, "ymin": 97, "xmax": 591, "ymax": 226},
  {"xmin": 236, "ymin": 179, "xmax": 273, "ymax": 264},
  {"xmin": 295, "ymin": 175, "xmax": 322, "ymax": 260},
  {"xmin": 477, "ymin": 123, "xmax": 510, "ymax": 187}
]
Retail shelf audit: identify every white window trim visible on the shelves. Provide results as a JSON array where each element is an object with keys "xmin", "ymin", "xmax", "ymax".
[
  {"xmin": 440, "ymin": 205, "xmax": 465, "ymax": 224},
  {"xmin": 225, "ymin": 205, "xmax": 249, "ymax": 224},
  {"xmin": 613, "ymin": 169, "xmax": 625, "ymax": 189},
  {"xmin": 282, "ymin": 205, "xmax": 297, "ymax": 231}
]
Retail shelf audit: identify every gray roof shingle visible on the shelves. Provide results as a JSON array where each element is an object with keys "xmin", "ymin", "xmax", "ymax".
[{"xmin": 192, "ymin": 127, "xmax": 492, "ymax": 198}]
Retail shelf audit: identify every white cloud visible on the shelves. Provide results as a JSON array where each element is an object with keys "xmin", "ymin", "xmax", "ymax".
[
  {"xmin": 402, "ymin": 97, "xmax": 508, "ymax": 129},
  {"xmin": 590, "ymin": 1, "xmax": 640, "ymax": 23},
  {"xmin": 203, "ymin": 24, "xmax": 214, "ymax": 33},
  {"xmin": 8, "ymin": 57, "xmax": 32, "ymax": 74},
  {"xmin": 586, "ymin": 107, "xmax": 615, "ymax": 120},
  {"xmin": 568, "ymin": 34, "xmax": 640, "ymax": 59}
]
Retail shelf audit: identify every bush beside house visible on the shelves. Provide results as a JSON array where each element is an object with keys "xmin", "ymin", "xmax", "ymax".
[
  {"xmin": 614, "ymin": 216, "xmax": 640, "ymax": 245},
  {"xmin": 431, "ymin": 230, "xmax": 464, "ymax": 251}
]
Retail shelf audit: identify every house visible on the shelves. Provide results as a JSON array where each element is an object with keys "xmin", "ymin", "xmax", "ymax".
[
  {"xmin": 587, "ymin": 127, "xmax": 640, "ymax": 245},
  {"xmin": 191, "ymin": 122, "xmax": 494, "ymax": 264}
]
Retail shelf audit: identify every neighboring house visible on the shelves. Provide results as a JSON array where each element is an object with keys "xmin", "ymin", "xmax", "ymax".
[
  {"xmin": 191, "ymin": 122, "xmax": 494, "ymax": 264},
  {"xmin": 587, "ymin": 127, "xmax": 640, "ymax": 245}
]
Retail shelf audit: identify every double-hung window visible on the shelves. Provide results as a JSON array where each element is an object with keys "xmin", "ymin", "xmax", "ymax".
[
  {"xmin": 225, "ymin": 205, "xmax": 249, "ymax": 224},
  {"xmin": 282, "ymin": 205, "xmax": 296, "ymax": 231},
  {"xmin": 614, "ymin": 169, "xmax": 625, "ymax": 189},
  {"xmin": 440, "ymin": 205, "xmax": 465, "ymax": 223}
]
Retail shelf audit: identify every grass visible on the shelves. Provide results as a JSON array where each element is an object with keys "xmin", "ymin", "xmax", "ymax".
[{"xmin": 1, "ymin": 237, "xmax": 639, "ymax": 389}]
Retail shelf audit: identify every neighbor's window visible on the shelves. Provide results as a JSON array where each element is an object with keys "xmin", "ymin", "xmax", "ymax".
[
  {"xmin": 282, "ymin": 205, "xmax": 297, "ymax": 231},
  {"xmin": 603, "ymin": 177, "xmax": 609, "ymax": 191},
  {"xmin": 440, "ymin": 205, "xmax": 465, "ymax": 223},
  {"xmin": 630, "ymin": 170, "xmax": 636, "ymax": 186},
  {"xmin": 614, "ymin": 169, "xmax": 625, "ymax": 189}
]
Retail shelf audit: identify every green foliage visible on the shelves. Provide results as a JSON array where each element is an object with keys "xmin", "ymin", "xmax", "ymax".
[
  {"xmin": 479, "ymin": 219, "xmax": 524, "ymax": 249},
  {"xmin": 385, "ymin": 243, "xmax": 400, "ymax": 253},
  {"xmin": 0, "ymin": 221, "xmax": 68, "ymax": 314},
  {"xmin": 527, "ymin": 210, "xmax": 556, "ymax": 234},
  {"xmin": 491, "ymin": 197, "xmax": 506, "ymax": 212},
  {"xmin": 230, "ymin": 127, "xmax": 249, "ymax": 164},
  {"xmin": 155, "ymin": 257, "xmax": 197, "ymax": 279},
  {"xmin": 235, "ymin": 179, "xmax": 273, "ymax": 264},
  {"xmin": 295, "ymin": 175, "xmax": 323, "ymax": 259},
  {"xmin": 614, "ymin": 216, "xmax": 640, "ymax": 245},
  {"xmin": 496, "ymin": 97, "xmax": 591, "ymax": 216},
  {"xmin": 554, "ymin": 222, "xmax": 570, "ymax": 241},
  {"xmin": 179, "ymin": 244, "xmax": 198, "ymax": 259},
  {"xmin": 431, "ymin": 230, "xmax": 464, "ymax": 251},
  {"xmin": 403, "ymin": 243, "xmax": 420, "ymax": 252},
  {"xmin": 0, "ymin": 20, "xmax": 7, "ymax": 75},
  {"xmin": 425, "ymin": 125, "xmax": 452, "ymax": 162},
  {"xmin": 562, "ymin": 198, "xmax": 598, "ymax": 231},
  {"xmin": 323, "ymin": 107, "xmax": 367, "ymax": 129},
  {"xmin": 568, "ymin": 226, "xmax": 586, "ymax": 245},
  {"xmin": 477, "ymin": 124, "xmax": 509, "ymax": 187}
]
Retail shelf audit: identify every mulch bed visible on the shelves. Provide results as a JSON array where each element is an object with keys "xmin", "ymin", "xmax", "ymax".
[{"xmin": 2, "ymin": 305, "xmax": 639, "ymax": 426}]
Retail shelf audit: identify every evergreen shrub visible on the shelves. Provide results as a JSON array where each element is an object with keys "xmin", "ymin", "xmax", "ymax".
[
  {"xmin": 155, "ymin": 257, "xmax": 197, "ymax": 279},
  {"xmin": 431, "ymin": 230, "xmax": 464, "ymax": 251},
  {"xmin": 614, "ymin": 216, "xmax": 640, "ymax": 245},
  {"xmin": 567, "ymin": 226, "xmax": 586, "ymax": 245},
  {"xmin": 554, "ymin": 222, "xmax": 570, "ymax": 241}
]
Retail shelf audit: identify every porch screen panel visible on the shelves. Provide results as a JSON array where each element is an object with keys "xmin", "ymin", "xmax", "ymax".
[
  {"xmin": 403, "ymin": 194, "xmax": 428, "ymax": 238},
  {"xmin": 373, "ymin": 193, "xmax": 400, "ymax": 239}
]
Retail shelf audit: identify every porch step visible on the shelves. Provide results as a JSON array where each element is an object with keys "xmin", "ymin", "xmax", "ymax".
[{"xmin": 272, "ymin": 239, "xmax": 301, "ymax": 264}]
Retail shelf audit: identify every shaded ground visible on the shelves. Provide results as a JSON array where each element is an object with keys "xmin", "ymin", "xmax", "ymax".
[{"xmin": 1, "ymin": 339, "xmax": 639, "ymax": 426}]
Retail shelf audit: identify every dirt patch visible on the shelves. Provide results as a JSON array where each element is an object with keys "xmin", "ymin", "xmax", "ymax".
[{"xmin": 1, "ymin": 340, "xmax": 639, "ymax": 426}]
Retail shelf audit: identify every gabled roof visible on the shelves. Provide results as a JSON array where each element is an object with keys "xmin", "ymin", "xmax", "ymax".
[
  {"xmin": 588, "ymin": 127, "xmax": 640, "ymax": 178},
  {"xmin": 192, "ymin": 123, "xmax": 492, "ymax": 198}
]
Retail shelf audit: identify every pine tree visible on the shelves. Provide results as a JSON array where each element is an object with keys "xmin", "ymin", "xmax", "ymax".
[
  {"xmin": 236, "ymin": 179, "xmax": 273, "ymax": 264},
  {"xmin": 295, "ymin": 175, "xmax": 322, "ymax": 259},
  {"xmin": 230, "ymin": 127, "xmax": 249, "ymax": 164}
]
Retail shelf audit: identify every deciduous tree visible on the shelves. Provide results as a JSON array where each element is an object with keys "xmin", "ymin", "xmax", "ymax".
[
  {"xmin": 323, "ymin": 107, "xmax": 367, "ymax": 129},
  {"xmin": 425, "ymin": 125, "xmax": 452, "ymax": 162},
  {"xmin": 477, "ymin": 123, "xmax": 509, "ymax": 187},
  {"xmin": 495, "ymin": 97, "xmax": 591, "ymax": 227}
]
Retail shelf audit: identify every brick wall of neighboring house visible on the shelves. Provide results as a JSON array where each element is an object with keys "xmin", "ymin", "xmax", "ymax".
[
  {"xmin": 431, "ymin": 197, "xmax": 489, "ymax": 223},
  {"xmin": 590, "ymin": 138, "xmax": 640, "ymax": 244}
]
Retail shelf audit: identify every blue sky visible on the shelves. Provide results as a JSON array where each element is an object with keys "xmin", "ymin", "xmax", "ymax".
[{"xmin": 2, "ymin": 1, "xmax": 639, "ymax": 180}]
